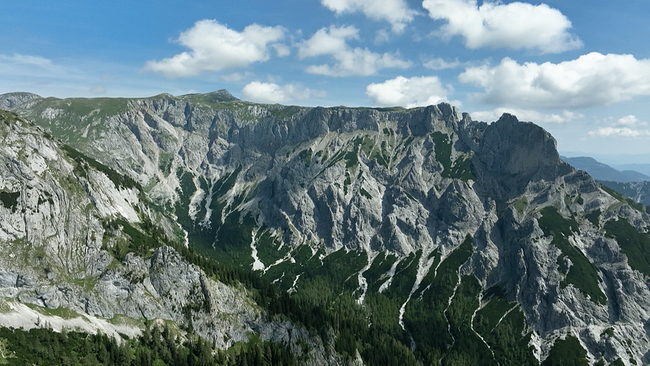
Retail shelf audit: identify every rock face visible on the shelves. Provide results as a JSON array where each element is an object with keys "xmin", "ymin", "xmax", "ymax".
[
  {"xmin": 0, "ymin": 92, "xmax": 41, "ymax": 109},
  {"xmin": 4, "ymin": 91, "xmax": 650, "ymax": 364},
  {"xmin": 0, "ymin": 110, "xmax": 339, "ymax": 365},
  {"xmin": 600, "ymin": 180, "xmax": 650, "ymax": 206}
]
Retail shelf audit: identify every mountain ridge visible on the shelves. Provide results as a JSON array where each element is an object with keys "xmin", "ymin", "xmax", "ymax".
[
  {"xmin": 2, "ymin": 92, "xmax": 650, "ymax": 364},
  {"xmin": 562, "ymin": 155, "xmax": 650, "ymax": 182}
]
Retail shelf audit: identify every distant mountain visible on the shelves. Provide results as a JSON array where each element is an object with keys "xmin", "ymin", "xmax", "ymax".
[
  {"xmin": 612, "ymin": 163, "xmax": 650, "ymax": 178},
  {"xmin": 0, "ymin": 92, "xmax": 41, "ymax": 109},
  {"xmin": 561, "ymin": 156, "xmax": 650, "ymax": 182},
  {"xmin": 561, "ymin": 151, "xmax": 650, "ymax": 165}
]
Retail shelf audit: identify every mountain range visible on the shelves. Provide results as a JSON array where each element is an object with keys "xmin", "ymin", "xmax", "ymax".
[
  {"xmin": 561, "ymin": 156, "xmax": 650, "ymax": 183},
  {"xmin": 1, "ymin": 90, "xmax": 650, "ymax": 365}
]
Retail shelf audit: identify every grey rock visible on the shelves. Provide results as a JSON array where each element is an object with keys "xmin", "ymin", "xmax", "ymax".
[{"xmin": 4, "ymin": 93, "xmax": 650, "ymax": 364}]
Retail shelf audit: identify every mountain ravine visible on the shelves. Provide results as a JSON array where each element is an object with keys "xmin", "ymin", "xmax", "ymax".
[{"xmin": 2, "ymin": 90, "xmax": 650, "ymax": 365}]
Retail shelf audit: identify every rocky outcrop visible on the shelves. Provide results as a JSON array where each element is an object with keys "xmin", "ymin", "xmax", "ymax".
[
  {"xmin": 5, "ymin": 93, "xmax": 650, "ymax": 364},
  {"xmin": 0, "ymin": 92, "xmax": 41, "ymax": 109},
  {"xmin": 0, "ymin": 110, "xmax": 338, "ymax": 365}
]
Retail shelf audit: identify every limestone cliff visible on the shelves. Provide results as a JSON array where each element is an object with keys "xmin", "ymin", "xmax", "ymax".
[{"xmin": 4, "ymin": 91, "xmax": 650, "ymax": 364}]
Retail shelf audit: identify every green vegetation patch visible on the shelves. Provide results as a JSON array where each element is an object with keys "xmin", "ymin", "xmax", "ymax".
[
  {"xmin": 0, "ymin": 323, "xmax": 296, "ymax": 366},
  {"xmin": 254, "ymin": 229, "xmax": 290, "ymax": 267},
  {"xmin": 0, "ymin": 191, "xmax": 20, "ymax": 211},
  {"xmin": 158, "ymin": 152, "xmax": 174, "ymax": 175},
  {"xmin": 270, "ymin": 105, "xmax": 305, "ymax": 119},
  {"xmin": 604, "ymin": 218, "xmax": 650, "ymax": 277},
  {"xmin": 360, "ymin": 188, "xmax": 373, "ymax": 199},
  {"xmin": 404, "ymin": 235, "xmax": 476, "ymax": 364},
  {"xmin": 448, "ymin": 156, "xmax": 475, "ymax": 182},
  {"xmin": 344, "ymin": 151, "xmax": 359, "ymax": 168},
  {"xmin": 102, "ymin": 218, "xmax": 164, "ymax": 262},
  {"xmin": 514, "ymin": 197, "xmax": 528, "ymax": 213},
  {"xmin": 542, "ymin": 335, "xmax": 589, "ymax": 366},
  {"xmin": 601, "ymin": 184, "xmax": 646, "ymax": 212},
  {"xmin": 298, "ymin": 148, "xmax": 312, "ymax": 165},
  {"xmin": 585, "ymin": 209, "xmax": 601, "ymax": 227},
  {"xmin": 445, "ymin": 275, "xmax": 496, "ymax": 365},
  {"xmin": 0, "ymin": 299, "xmax": 13, "ymax": 314},
  {"xmin": 538, "ymin": 206, "xmax": 606, "ymax": 305},
  {"xmin": 475, "ymin": 286, "xmax": 513, "ymax": 333},
  {"xmin": 62, "ymin": 145, "xmax": 140, "ymax": 191},
  {"xmin": 25, "ymin": 303, "xmax": 82, "ymax": 320},
  {"xmin": 431, "ymin": 132, "xmax": 453, "ymax": 172},
  {"xmin": 473, "ymin": 284, "xmax": 537, "ymax": 365},
  {"xmin": 62, "ymin": 97, "xmax": 129, "ymax": 118},
  {"xmin": 370, "ymin": 149, "xmax": 389, "ymax": 168},
  {"xmin": 364, "ymin": 253, "xmax": 399, "ymax": 293},
  {"xmin": 360, "ymin": 136, "xmax": 375, "ymax": 156},
  {"xmin": 174, "ymin": 166, "xmax": 259, "ymax": 268},
  {"xmin": 431, "ymin": 132, "xmax": 475, "ymax": 182}
]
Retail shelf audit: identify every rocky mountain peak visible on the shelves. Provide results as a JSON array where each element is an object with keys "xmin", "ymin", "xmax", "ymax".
[
  {"xmin": 475, "ymin": 113, "xmax": 570, "ymax": 199},
  {"xmin": 0, "ymin": 92, "xmax": 42, "ymax": 109}
]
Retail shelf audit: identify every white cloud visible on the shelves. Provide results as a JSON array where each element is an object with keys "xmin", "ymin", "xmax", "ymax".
[
  {"xmin": 588, "ymin": 127, "xmax": 650, "ymax": 138},
  {"xmin": 469, "ymin": 108, "xmax": 583, "ymax": 124},
  {"xmin": 220, "ymin": 72, "xmax": 253, "ymax": 82},
  {"xmin": 297, "ymin": 25, "xmax": 358, "ymax": 58},
  {"xmin": 374, "ymin": 29, "xmax": 391, "ymax": 44},
  {"xmin": 615, "ymin": 115, "xmax": 647, "ymax": 127},
  {"xmin": 422, "ymin": 0, "xmax": 581, "ymax": 53},
  {"xmin": 365, "ymin": 76, "xmax": 454, "ymax": 108},
  {"xmin": 272, "ymin": 44, "xmax": 291, "ymax": 57},
  {"xmin": 459, "ymin": 53, "xmax": 650, "ymax": 109},
  {"xmin": 145, "ymin": 20, "xmax": 285, "ymax": 78},
  {"xmin": 297, "ymin": 26, "xmax": 411, "ymax": 77},
  {"xmin": 0, "ymin": 54, "xmax": 54, "ymax": 68},
  {"xmin": 423, "ymin": 58, "xmax": 461, "ymax": 70},
  {"xmin": 0, "ymin": 53, "xmax": 69, "ymax": 78},
  {"xmin": 241, "ymin": 82, "xmax": 326, "ymax": 103},
  {"xmin": 321, "ymin": 0, "xmax": 416, "ymax": 32}
]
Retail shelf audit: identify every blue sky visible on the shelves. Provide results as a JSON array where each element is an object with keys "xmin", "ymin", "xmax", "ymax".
[{"xmin": 2, "ymin": 0, "xmax": 650, "ymax": 159}]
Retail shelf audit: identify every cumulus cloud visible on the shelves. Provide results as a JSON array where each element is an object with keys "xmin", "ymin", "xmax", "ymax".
[
  {"xmin": 241, "ymin": 81, "xmax": 326, "ymax": 103},
  {"xmin": 459, "ymin": 53, "xmax": 650, "ymax": 109},
  {"xmin": 321, "ymin": 0, "xmax": 416, "ymax": 32},
  {"xmin": 422, "ymin": 0, "xmax": 581, "ymax": 53},
  {"xmin": 145, "ymin": 20, "xmax": 285, "ymax": 78},
  {"xmin": 297, "ymin": 26, "xmax": 411, "ymax": 77},
  {"xmin": 423, "ymin": 58, "xmax": 461, "ymax": 70},
  {"xmin": 365, "ymin": 76, "xmax": 454, "ymax": 108},
  {"xmin": 469, "ymin": 108, "xmax": 583, "ymax": 124},
  {"xmin": 615, "ymin": 115, "xmax": 647, "ymax": 127},
  {"xmin": 272, "ymin": 44, "xmax": 291, "ymax": 57},
  {"xmin": 588, "ymin": 127, "xmax": 650, "ymax": 138},
  {"xmin": 220, "ymin": 72, "xmax": 253, "ymax": 82}
]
